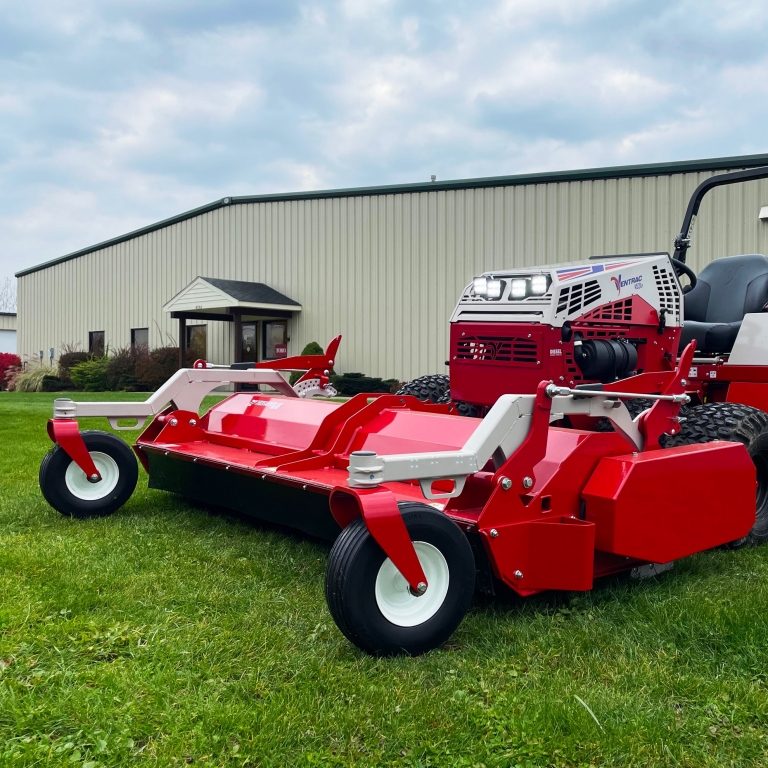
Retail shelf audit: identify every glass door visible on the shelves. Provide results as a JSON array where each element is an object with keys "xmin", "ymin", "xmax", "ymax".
[{"xmin": 241, "ymin": 322, "xmax": 258, "ymax": 363}]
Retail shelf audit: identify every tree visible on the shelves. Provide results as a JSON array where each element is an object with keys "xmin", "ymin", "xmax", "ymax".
[{"xmin": 0, "ymin": 278, "xmax": 16, "ymax": 312}]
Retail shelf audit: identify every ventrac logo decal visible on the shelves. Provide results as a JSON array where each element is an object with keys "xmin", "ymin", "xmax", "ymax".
[
  {"xmin": 611, "ymin": 273, "xmax": 643, "ymax": 295},
  {"xmin": 250, "ymin": 399, "xmax": 283, "ymax": 409}
]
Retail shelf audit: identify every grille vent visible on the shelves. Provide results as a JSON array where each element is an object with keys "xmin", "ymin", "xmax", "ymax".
[
  {"xmin": 583, "ymin": 297, "xmax": 634, "ymax": 322},
  {"xmin": 653, "ymin": 265, "xmax": 680, "ymax": 320},
  {"xmin": 456, "ymin": 336, "xmax": 539, "ymax": 365},
  {"xmin": 556, "ymin": 280, "xmax": 602, "ymax": 315}
]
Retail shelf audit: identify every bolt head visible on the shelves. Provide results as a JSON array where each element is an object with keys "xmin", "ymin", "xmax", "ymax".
[
  {"xmin": 416, "ymin": 582, "xmax": 427, "ymax": 596},
  {"xmin": 169, "ymin": 418, "xmax": 178, "ymax": 427},
  {"xmin": 680, "ymin": 379, "xmax": 687, "ymax": 386},
  {"xmin": 523, "ymin": 476, "xmax": 533, "ymax": 489},
  {"xmin": 189, "ymin": 419, "xmax": 197, "ymax": 426},
  {"xmin": 514, "ymin": 570, "xmax": 524, "ymax": 579},
  {"xmin": 500, "ymin": 477, "xmax": 512, "ymax": 491},
  {"xmin": 88, "ymin": 473, "xmax": 100, "ymax": 483},
  {"xmin": 490, "ymin": 528, "xmax": 499, "ymax": 538}
]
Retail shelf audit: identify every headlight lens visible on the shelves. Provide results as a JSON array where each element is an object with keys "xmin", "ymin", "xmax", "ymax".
[
  {"xmin": 473, "ymin": 277, "xmax": 488, "ymax": 296},
  {"xmin": 487, "ymin": 279, "xmax": 502, "ymax": 299},
  {"xmin": 530, "ymin": 274, "xmax": 548, "ymax": 295},
  {"xmin": 510, "ymin": 279, "xmax": 527, "ymax": 298}
]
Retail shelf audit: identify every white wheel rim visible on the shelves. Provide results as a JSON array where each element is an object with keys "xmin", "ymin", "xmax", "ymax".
[
  {"xmin": 64, "ymin": 452, "xmax": 120, "ymax": 501},
  {"xmin": 374, "ymin": 541, "xmax": 450, "ymax": 627}
]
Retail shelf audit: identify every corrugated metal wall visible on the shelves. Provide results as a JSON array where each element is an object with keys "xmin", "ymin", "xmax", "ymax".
[
  {"xmin": 17, "ymin": 170, "xmax": 768, "ymax": 381},
  {"xmin": 0, "ymin": 314, "xmax": 16, "ymax": 331}
]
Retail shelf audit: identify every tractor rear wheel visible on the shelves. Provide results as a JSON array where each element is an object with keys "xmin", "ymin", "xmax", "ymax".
[
  {"xmin": 40, "ymin": 431, "xmax": 139, "ymax": 519},
  {"xmin": 325, "ymin": 502, "xmax": 475, "ymax": 655},
  {"xmin": 396, "ymin": 374, "xmax": 450, "ymax": 403},
  {"xmin": 664, "ymin": 403, "xmax": 768, "ymax": 546}
]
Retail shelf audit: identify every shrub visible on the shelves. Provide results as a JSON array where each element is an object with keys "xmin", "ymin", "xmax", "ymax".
[
  {"xmin": 106, "ymin": 346, "xmax": 138, "ymax": 391},
  {"xmin": 289, "ymin": 341, "xmax": 325, "ymax": 385},
  {"xmin": 58, "ymin": 350, "xmax": 90, "ymax": 381},
  {"xmin": 70, "ymin": 356, "xmax": 111, "ymax": 391},
  {"xmin": 0, "ymin": 352, "xmax": 21, "ymax": 390},
  {"xmin": 135, "ymin": 346, "xmax": 180, "ymax": 390},
  {"xmin": 12, "ymin": 364, "xmax": 57, "ymax": 392},
  {"xmin": 41, "ymin": 375, "xmax": 71, "ymax": 392},
  {"xmin": 331, "ymin": 372, "xmax": 401, "ymax": 396}
]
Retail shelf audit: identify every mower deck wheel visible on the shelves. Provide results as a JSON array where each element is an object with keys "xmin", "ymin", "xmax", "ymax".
[
  {"xmin": 40, "ymin": 430, "xmax": 139, "ymax": 519},
  {"xmin": 325, "ymin": 502, "xmax": 475, "ymax": 656},
  {"xmin": 665, "ymin": 403, "xmax": 768, "ymax": 546}
]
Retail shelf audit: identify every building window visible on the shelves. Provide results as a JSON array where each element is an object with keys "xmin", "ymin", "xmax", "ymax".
[
  {"xmin": 264, "ymin": 321, "xmax": 287, "ymax": 359},
  {"xmin": 185, "ymin": 324, "xmax": 207, "ymax": 362},
  {"xmin": 131, "ymin": 327, "xmax": 149, "ymax": 351},
  {"xmin": 89, "ymin": 331, "xmax": 105, "ymax": 356}
]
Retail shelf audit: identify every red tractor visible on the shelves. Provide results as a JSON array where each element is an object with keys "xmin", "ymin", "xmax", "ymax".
[{"xmin": 39, "ymin": 166, "xmax": 768, "ymax": 655}]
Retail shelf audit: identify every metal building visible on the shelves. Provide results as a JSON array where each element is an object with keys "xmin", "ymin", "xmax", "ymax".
[
  {"xmin": 15, "ymin": 153, "xmax": 768, "ymax": 382},
  {"xmin": 0, "ymin": 313, "xmax": 17, "ymax": 354}
]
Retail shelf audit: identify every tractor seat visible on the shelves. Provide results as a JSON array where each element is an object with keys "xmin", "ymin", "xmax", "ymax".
[{"xmin": 680, "ymin": 253, "xmax": 768, "ymax": 354}]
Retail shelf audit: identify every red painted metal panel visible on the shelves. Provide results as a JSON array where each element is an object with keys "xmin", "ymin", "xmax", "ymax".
[
  {"xmin": 47, "ymin": 419, "xmax": 100, "ymax": 479},
  {"xmin": 329, "ymin": 486, "xmax": 427, "ymax": 591},
  {"xmin": 583, "ymin": 442, "xmax": 755, "ymax": 563},
  {"xmin": 726, "ymin": 382, "xmax": 768, "ymax": 412},
  {"xmin": 483, "ymin": 516, "xmax": 595, "ymax": 591}
]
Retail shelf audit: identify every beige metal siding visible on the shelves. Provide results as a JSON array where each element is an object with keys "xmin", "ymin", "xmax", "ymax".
[
  {"xmin": 0, "ymin": 314, "xmax": 16, "ymax": 331},
  {"xmin": 17, "ymin": 171, "xmax": 768, "ymax": 380}
]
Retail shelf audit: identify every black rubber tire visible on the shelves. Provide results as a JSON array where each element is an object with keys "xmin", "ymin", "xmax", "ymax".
[
  {"xmin": 436, "ymin": 391, "xmax": 481, "ymax": 418},
  {"xmin": 39, "ymin": 431, "xmax": 139, "ymax": 519},
  {"xmin": 664, "ymin": 403, "xmax": 768, "ymax": 546},
  {"xmin": 325, "ymin": 502, "xmax": 475, "ymax": 656},
  {"xmin": 396, "ymin": 374, "xmax": 450, "ymax": 404}
]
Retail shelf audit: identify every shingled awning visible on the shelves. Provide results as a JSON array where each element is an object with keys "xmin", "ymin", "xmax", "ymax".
[{"xmin": 163, "ymin": 276, "xmax": 301, "ymax": 315}]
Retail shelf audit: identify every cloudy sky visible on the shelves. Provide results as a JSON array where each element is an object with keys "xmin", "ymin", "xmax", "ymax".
[{"xmin": 1, "ymin": 0, "xmax": 767, "ymax": 282}]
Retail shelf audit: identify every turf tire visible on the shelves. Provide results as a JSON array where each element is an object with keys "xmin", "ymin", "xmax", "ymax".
[
  {"xmin": 396, "ymin": 374, "xmax": 450, "ymax": 404},
  {"xmin": 436, "ymin": 392, "xmax": 481, "ymax": 418},
  {"xmin": 40, "ymin": 430, "xmax": 139, "ymax": 519},
  {"xmin": 664, "ymin": 403, "xmax": 768, "ymax": 546},
  {"xmin": 325, "ymin": 502, "xmax": 475, "ymax": 656}
]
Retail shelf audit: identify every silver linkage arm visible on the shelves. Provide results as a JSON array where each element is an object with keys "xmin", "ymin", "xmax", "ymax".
[
  {"xmin": 347, "ymin": 384, "xmax": 687, "ymax": 500},
  {"xmin": 53, "ymin": 368, "xmax": 298, "ymax": 430}
]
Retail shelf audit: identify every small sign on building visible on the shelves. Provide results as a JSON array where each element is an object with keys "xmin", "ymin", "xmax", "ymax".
[{"xmin": 274, "ymin": 344, "xmax": 288, "ymax": 358}]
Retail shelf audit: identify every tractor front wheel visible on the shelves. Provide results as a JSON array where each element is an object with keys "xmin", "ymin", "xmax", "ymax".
[
  {"xmin": 396, "ymin": 374, "xmax": 450, "ymax": 404},
  {"xmin": 40, "ymin": 431, "xmax": 139, "ymax": 519},
  {"xmin": 325, "ymin": 502, "xmax": 475, "ymax": 655},
  {"xmin": 665, "ymin": 403, "xmax": 768, "ymax": 546}
]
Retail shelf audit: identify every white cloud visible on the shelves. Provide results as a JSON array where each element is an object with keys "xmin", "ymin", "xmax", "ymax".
[{"xmin": 0, "ymin": 0, "xmax": 767, "ymax": 280}]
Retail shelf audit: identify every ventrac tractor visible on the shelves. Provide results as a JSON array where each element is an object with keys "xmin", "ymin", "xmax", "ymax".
[{"xmin": 39, "ymin": 165, "xmax": 768, "ymax": 656}]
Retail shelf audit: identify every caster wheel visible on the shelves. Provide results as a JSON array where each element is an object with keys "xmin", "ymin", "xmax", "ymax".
[
  {"xmin": 325, "ymin": 502, "xmax": 475, "ymax": 656},
  {"xmin": 39, "ymin": 431, "xmax": 139, "ymax": 519}
]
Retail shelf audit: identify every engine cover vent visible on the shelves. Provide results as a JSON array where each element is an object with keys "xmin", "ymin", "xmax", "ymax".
[
  {"xmin": 653, "ymin": 264, "xmax": 681, "ymax": 322},
  {"xmin": 456, "ymin": 336, "xmax": 540, "ymax": 365},
  {"xmin": 557, "ymin": 280, "xmax": 602, "ymax": 316},
  {"xmin": 582, "ymin": 297, "xmax": 634, "ymax": 322}
]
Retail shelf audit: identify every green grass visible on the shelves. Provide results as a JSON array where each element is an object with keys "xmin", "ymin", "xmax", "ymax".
[{"xmin": 2, "ymin": 392, "xmax": 768, "ymax": 766}]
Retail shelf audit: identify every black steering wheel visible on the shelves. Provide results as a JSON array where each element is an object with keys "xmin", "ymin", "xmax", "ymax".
[{"xmin": 671, "ymin": 257, "xmax": 697, "ymax": 294}]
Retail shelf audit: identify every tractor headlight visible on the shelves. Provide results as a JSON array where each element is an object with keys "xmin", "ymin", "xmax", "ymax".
[
  {"xmin": 510, "ymin": 279, "xmax": 527, "ymax": 298},
  {"xmin": 473, "ymin": 277, "xmax": 488, "ymax": 296},
  {"xmin": 530, "ymin": 274, "xmax": 549, "ymax": 295},
  {"xmin": 487, "ymin": 279, "xmax": 503, "ymax": 299}
]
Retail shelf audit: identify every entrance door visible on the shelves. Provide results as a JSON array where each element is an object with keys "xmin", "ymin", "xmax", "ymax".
[{"xmin": 241, "ymin": 322, "xmax": 258, "ymax": 363}]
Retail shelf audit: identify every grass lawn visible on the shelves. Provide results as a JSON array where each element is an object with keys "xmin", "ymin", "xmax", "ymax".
[{"xmin": 2, "ymin": 392, "xmax": 768, "ymax": 767}]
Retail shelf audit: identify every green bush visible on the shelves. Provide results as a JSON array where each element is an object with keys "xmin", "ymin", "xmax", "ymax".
[
  {"xmin": 58, "ymin": 351, "xmax": 90, "ymax": 381},
  {"xmin": 135, "ymin": 346, "xmax": 180, "ymax": 390},
  {"xmin": 289, "ymin": 341, "xmax": 325, "ymax": 385},
  {"xmin": 41, "ymin": 375, "xmax": 71, "ymax": 392},
  {"xmin": 106, "ymin": 346, "xmax": 139, "ymax": 391},
  {"xmin": 331, "ymin": 372, "xmax": 401, "ymax": 396},
  {"xmin": 70, "ymin": 356, "xmax": 111, "ymax": 391}
]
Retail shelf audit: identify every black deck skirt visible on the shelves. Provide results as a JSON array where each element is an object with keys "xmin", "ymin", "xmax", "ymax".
[{"xmin": 146, "ymin": 451, "xmax": 342, "ymax": 541}]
